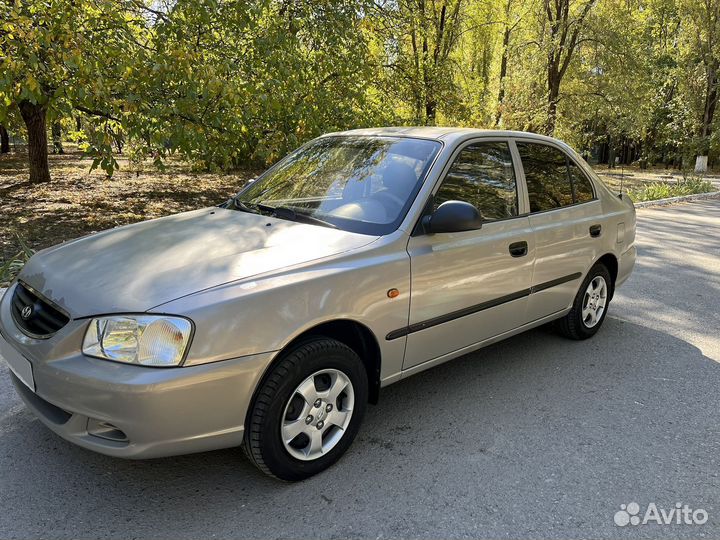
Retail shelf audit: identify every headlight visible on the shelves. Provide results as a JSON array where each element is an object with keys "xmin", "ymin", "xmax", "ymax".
[{"xmin": 82, "ymin": 315, "xmax": 193, "ymax": 367}]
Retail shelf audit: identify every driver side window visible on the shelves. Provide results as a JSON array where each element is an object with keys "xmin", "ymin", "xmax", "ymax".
[{"xmin": 435, "ymin": 141, "xmax": 518, "ymax": 221}]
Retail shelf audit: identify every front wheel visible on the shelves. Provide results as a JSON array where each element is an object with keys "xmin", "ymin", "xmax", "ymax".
[
  {"xmin": 243, "ymin": 338, "xmax": 368, "ymax": 481},
  {"xmin": 555, "ymin": 263, "xmax": 612, "ymax": 340}
]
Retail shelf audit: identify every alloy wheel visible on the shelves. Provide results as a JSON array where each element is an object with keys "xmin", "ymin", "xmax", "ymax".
[
  {"xmin": 280, "ymin": 368, "xmax": 355, "ymax": 461},
  {"xmin": 581, "ymin": 275, "xmax": 607, "ymax": 328}
]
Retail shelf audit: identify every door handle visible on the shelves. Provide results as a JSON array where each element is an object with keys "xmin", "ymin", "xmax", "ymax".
[
  {"xmin": 509, "ymin": 241, "xmax": 528, "ymax": 257},
  {"xmin": 589, "ymin": 224, "xmax": 602, "ymax": 238}
]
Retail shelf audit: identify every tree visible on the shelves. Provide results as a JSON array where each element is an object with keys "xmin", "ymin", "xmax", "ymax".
[
  {"xmin": 86, "ymin": 0, "xmax": 381, "ymax": 170},
  {"xmin": 2, "ymin": 0, "xmax": 719, "ymax": 180},
  {"xmin": 552, "ymin": 0, "xmax": 653, "ymax": 163},
  {"xmin": 541, "ymin": 0, "xmax": 598, "ymax": 135},
  {"xmin": 0, "ymin": 0, "xmax": 146, "ymax": 181},
  {"xmin": 18, "ymin": 101, "xmax": 50, "ymax": 181},
  {"xmin": 0, "ymin": 125, "xmax": 9, "ymax": 153},
  {"xmin": 495, "ymin": 0, "xmax": 525, "ymax": 126},
  {"xmin": 373, "ymin": 0, "xmax": 466, "ymax": 125},
  {"xmin": 52, "ymin": 122, "xmax": 64, "ymax": 154},
  {"xmin": 683, "ymin": 0, "xmax": 720, "ymax": 171}
]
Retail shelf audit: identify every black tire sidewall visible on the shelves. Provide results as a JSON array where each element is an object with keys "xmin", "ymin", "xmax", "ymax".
[
  {"xmin": 249, "ymin": 339, "xmax": 368, "ymax": 481},
  {"xmin": 573, "ymin": 264, "xmax": 612, "ymax": 338}
]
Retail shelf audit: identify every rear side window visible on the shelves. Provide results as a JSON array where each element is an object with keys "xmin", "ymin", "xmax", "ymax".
[
  {"xmin": 435, "ymin": 141, "xmax": 518, "ymax": 220},
  {"xmin": 568, "ymin": 161, "xmax": 595, "ymax": 203},
  {"xmin": 517, "ymin": 142, "xmax": 573, "ymax": 212},
  {"xmin": 517, "ymin": 142, "xmax": 596, "ymax": 212}
]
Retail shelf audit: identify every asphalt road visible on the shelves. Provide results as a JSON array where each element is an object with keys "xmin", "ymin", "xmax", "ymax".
[{"xmin": 1, "ymin": 199, "xmax": 719, "ymax": 539}]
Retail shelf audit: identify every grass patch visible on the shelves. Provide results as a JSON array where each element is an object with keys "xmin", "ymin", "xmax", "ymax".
[{"xmin": 627, "ymin": 177, "xmax": 715, "ymax": 201}]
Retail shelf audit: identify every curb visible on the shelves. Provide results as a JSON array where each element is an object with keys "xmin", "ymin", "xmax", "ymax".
[{"xmin": 633, "ymin": 191, "xmax": 720, "ymax": 208}]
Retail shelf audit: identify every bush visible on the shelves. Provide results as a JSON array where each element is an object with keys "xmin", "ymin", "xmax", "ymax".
[
  {"xmin": 627, "ymin": 178, "xmax": 716, "ymax": 201},
  {"xmin": 0, "ymin": 236, "xmax": 34, "ymax": 288}
]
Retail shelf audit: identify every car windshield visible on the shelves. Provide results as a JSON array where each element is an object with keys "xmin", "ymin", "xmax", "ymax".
[{"xmin": 235, "ymin": 136, "xmax": 442, "ymax": 235}]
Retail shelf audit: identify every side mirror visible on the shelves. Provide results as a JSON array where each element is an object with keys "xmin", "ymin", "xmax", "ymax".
[{"xmin": 422, "ymin": 200, "xmax": 483, "ymax": 234}]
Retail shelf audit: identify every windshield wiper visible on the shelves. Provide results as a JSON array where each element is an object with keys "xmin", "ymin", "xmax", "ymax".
[
  {"xmin": 230, "ymin": 196, "xmax": 263, "ymax": 215},
  {"xmin": 257, "ymin": 203, "xmax": 337, "ymax": 229}
]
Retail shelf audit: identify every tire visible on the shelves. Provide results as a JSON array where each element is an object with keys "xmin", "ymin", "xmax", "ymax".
[
  {"xmin": 243, "ymin": 337, "xmax": 368, "ymax": 481},
  {"xmin": 555, "ymin": 263, "xmax": 612, "ymax": 340}
]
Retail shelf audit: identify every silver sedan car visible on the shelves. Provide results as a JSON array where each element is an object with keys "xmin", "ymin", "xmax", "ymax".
[{"xmin": 0, "ymin": 127, "xmax": 636, "ymax": 480}]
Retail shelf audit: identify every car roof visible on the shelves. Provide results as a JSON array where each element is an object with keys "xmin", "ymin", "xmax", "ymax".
[{"xmin": 323, "ymin": 126, "xmax": 565, "ymax": 146}]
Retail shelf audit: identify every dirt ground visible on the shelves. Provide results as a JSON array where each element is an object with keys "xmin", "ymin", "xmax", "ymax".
[
  {"xmin": 1, "ymin": 149, "xmax": 719, "ymax": 268},
  {"xmin": 593, "ymin": 164, "xmax": 720, "ymax": 192},
  {"xmin": 0, "ymin": 150, "xmax": 257, "ymax": 266}
]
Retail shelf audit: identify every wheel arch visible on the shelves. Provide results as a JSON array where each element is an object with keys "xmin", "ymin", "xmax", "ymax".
[
  {"xmin": 595, "ymin": 252, "xmax": 619, "ymax": 299},
  {"xmin": 250, "ymin": 319, "xmax": 382, "ymax": 417}
]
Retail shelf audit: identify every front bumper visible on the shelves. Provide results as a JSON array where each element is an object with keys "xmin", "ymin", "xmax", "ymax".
[{"xmin": 0, "ymin": 289, "xmax": 275, "ymax": 458}]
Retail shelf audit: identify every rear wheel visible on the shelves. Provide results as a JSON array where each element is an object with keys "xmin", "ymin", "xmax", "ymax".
[
  {"xmin": 243, "ymin": 338, "xmax": 368, "ymax": 481},
  {"xmin": 555, "ymin": 263, "xmax": 612, "ymax": 340}
]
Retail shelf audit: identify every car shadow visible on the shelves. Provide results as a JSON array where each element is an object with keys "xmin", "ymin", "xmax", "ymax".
[{"xmin": 0, "ymin": 317, "xmax": 718, "ymax": 539}]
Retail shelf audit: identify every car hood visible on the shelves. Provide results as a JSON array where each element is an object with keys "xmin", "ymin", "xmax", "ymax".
[{"xmin": 19, "ymin": 208, "xmax": 379, "ymax": 317}]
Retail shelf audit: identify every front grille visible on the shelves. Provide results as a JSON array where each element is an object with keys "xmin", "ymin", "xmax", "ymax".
[{"xmin": 11, "ymin": 282, "xmax": 70, "ymax": 337}]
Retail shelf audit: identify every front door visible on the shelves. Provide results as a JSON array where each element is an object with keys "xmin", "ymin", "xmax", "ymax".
[{"xmin": 402, "ymin": 140, "xmax": 535, "ymax": 370}]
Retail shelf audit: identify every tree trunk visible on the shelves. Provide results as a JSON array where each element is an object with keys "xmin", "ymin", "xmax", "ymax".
[
  {"xmin": 695, "ymin": 155, "xmax": 708, "ymax": 173},
  {"xmin": 19, "ymin": 101, "xmax": 51, "ymax": 183},
  {"xmin": 495, "ymin": 0, "xmax": 513, "ymax": 127},
  {"xmin": 52, "ymin": 121, "xmax": 64, "ymax": 154},
  {"xmin": 700, "ymin": 66, "xmax": 718, "ymax": 142},
  {"xmin": 425, "ymin": 100, "xmax": 437, "ymax": 125},
  {"xmin": 421, "ymin": 3, "xmax": 432, "ymax": 126},
  {"xmin": 546, "ymin": 74, "xmax": 560, "ymax": 135},
  {"xmin": 696, "ymin": 63, "xmax": 717, "ymax": 172},
  {"xmin": 495, "ymin": 27, "xmax": 511, "ymax": 127},
  {"xmin": 114, "ymin": 131, "xmax": 124, "ymax": 154},
  {"xmin": 695, "ymin": 62, "xmax": 718, "ymax": 167},
  {"xmin": 0, "ymin": 125, "xmax": 9, "ymax": 153}
]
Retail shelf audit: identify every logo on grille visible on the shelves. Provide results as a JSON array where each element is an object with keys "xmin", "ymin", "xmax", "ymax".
[{"xmin": 20, "ymin": 305, "xmax": 33, "ymax": 320}]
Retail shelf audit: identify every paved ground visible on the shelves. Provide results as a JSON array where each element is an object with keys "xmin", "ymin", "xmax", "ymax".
[{"xmin": 0, "ymin": 200, "xmax": 719, "ymax": 539}]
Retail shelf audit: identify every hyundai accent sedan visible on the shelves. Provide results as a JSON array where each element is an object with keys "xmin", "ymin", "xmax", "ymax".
[{"xmin": 0, "ymin": 127, "xmax": 636, "ymax": 480}]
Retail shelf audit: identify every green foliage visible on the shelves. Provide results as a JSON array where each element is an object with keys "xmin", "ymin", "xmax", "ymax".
[
  {"xmin": 3, "ymin": 0, "xmax": 720, "ymax": 177},
  {"xmin": 628, "ymin": 178, "xmax": 716, "ymax": 201},
  {"xmin": 0, "ymin": 0, "xmax": 152, "ymax": 175},
  {"xmin": 133, "ymin": 0, "xmax": 380, "ymax": 169}
]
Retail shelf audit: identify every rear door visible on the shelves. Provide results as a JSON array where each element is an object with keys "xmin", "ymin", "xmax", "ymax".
[
  {"xmin": 514, "ymin": 140, "xmax": 603, "ymax": 321},
  {"xmin": 401, "ymin": 139, "xmax": 535, "ymax": 370}
]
